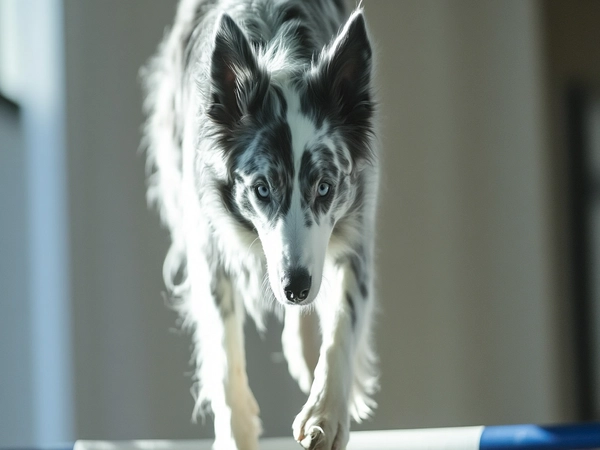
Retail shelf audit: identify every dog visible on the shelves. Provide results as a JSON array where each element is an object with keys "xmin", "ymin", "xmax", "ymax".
[{"xmin": 141, "ymin": 0, "xmax": 379, "ymax": 448}]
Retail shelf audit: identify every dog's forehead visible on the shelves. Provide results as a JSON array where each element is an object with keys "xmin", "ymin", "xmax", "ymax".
[
  {"xmin": 282, "ymin": 85, "xmax": 327, "ymax": 165},
  {"xmin": 234, "ymin": 82, "xmax": 340, "ymax": 191}
]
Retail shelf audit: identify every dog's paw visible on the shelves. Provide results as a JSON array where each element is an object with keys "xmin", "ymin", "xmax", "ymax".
[{"xmin": 292, "ymin": 396, "xmax": 350, "ymax": 450}]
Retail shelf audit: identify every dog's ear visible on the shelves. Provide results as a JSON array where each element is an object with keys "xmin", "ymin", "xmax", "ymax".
[
  {"xmin": 307, "ymin": 11, "xmax": 374, "ymax": 165},
  {"xmin": 208, "ymin": 14, "xmax": 259, "ymax": 126},
  {"xmin": 311, "ymin": 11, "xmax": 373, "ymax": 120}
]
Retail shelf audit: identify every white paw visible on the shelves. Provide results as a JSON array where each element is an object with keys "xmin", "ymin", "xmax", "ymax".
[{"xmin": 292, "ymin": 396, "xmax": 350, "ymax": 450}]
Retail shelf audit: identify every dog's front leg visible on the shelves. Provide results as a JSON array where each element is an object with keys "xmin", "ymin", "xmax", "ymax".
[
  {"xmin": 188, "ymin": 256, "xmax": 260, "ymax": 450},
  {"xmin": 212, "ymin": 299, "xmax": 261, "ymax": 450},
  {"xmin": 292, "ymin": 257, "xmax": 371, "ymax": 450}
]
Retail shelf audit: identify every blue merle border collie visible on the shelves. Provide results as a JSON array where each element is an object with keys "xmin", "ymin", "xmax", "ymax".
[{"xmin": 141, "ymin": 0, "xmax": 379, "ymax": 448}]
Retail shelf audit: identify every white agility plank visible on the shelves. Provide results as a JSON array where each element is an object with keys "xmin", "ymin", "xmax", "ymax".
[
  {"xmin": 67, "ymin": 422, "xmax": 600, "ymax": 450},
  {"xmin": 74, "ymin": 427, "xmax": 484, "ymax": 450}
]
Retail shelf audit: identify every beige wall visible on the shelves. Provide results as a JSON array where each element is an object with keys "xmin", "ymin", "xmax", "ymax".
[
  {"xmin": 364, "ymin": 0, "xmax": 569, "ymax": 428},
  {"xmin": 61, "ymin": 0, "xmax": 572, "ymax": 441}
]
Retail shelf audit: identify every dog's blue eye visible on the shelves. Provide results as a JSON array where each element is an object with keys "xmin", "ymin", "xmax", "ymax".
[
  {"xmin": 317, "ymin": 182, "xmax": 330, "ymax": 197},
  {"xmin": 255, "ymin": 184, "xmax": 270, "ymax": 199}
]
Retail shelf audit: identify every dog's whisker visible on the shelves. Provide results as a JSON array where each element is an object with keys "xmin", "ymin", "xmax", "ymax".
[{"xmin": 244, "ymin": 235, "xmax": 261, "ymax": 261}]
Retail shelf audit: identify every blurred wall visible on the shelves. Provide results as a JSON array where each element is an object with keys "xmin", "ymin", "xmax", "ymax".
[
  {"xmin": 0, "ymin": 101, "xmax": 32, "ymax": 446},
  {"xmin": 64, "ymin": 0, "xmax": 203, "ymax": 439},
  {"xmin": 1, "ymin": 0, "xmax": 72, "ymax": 444},
  {"xmin": 57, "ymin": 0, "xmax": 572, "ymax": 442},
  {"xmin": 364, "ymin": 0, "xmax": 569, "ymax": 427}
]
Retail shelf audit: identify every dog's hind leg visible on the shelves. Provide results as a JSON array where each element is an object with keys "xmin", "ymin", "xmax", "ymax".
[
  {"xmin": 282, "ymin": 307, "xmax": 320, "ymax": 394},
  {"xmin": 186, "ymin": 245, "xmax": 260, "ymax": 450}
]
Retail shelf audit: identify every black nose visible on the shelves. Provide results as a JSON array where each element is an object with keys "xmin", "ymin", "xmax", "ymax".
[{"xmin": 283, "ymin": 268, "xmax": 312, "ymax": 303}]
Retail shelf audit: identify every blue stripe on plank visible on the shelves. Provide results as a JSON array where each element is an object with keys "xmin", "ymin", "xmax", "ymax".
[{"xmin": 480, "ymin": 423, "xmax": 600, "ymax": 450}]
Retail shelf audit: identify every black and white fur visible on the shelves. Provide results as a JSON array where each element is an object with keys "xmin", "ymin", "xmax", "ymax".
[{"xmin": 141, "ymin": 0, "xmax": 379, "ymax": 448}]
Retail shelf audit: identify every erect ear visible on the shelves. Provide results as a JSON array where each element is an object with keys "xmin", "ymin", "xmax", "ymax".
[
  {"xmin": 312, "ymin": 10, "xmax": 373, "ymax": 119},
  {"xmin": 207, "ymin": 14, "xmax": 259, "ymax": 126}
]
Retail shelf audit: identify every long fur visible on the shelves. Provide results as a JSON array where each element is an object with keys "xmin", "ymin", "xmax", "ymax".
[{"xmin": 141, "ymin": 1, "xmax": 379, "ymax": 448}]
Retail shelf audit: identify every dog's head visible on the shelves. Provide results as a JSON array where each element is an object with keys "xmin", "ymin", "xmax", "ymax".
[{"xmin": 207, "ymin": 10, "xmax": 374, "ymax": 306}]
